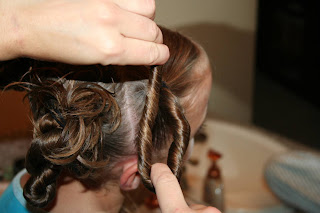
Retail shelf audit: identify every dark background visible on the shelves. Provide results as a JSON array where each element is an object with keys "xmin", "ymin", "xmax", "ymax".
[{"xmin": 254, "ymin": 0, "xmax": 320, "ymax": 149}]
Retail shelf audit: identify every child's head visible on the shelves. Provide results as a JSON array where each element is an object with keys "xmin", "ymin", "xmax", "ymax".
[{"xmin": 20, "ymin": 27, "xmax": 212, "ymax": 208}]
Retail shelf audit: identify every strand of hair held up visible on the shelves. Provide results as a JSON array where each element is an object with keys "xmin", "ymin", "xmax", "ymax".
[
  {"xmin": 160, "ymin": 87, "xmax": 190, "ymax": 183},
  {"xmin": 135, "ymin": 66, "xmax": 162, "ymax": 192}
]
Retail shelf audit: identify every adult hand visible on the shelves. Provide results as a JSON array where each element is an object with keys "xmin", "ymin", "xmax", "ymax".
[
  {"xmin": 0, "ymin": 0, "xmax": 169, "ymax": 65},
  {"xmin": 151, "ymin": 163, "xmax": 221, "ymax": 213}
]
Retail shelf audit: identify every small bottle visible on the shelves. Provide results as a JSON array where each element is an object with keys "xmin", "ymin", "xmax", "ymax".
[{"xmin": 203, "ymin": 149, "xmax": 224, "ymax": 212}]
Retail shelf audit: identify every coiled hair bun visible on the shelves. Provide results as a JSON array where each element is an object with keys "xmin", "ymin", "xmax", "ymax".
[{"xmin": 20, "ymin": 71, "xmax": 121, "ymax": 207}]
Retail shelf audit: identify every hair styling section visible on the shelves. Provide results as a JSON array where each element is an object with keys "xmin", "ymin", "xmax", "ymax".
[
  {"xmin": 135, "ymin": 65, "xmax": 190, "ymax": 192},
  {"xmin": 135, "ymin": 66, "xmax": 162, "ymax": 192},
  {"xmin": 2, "ymin": 26, "xmax": 204, "ymax": 207}
]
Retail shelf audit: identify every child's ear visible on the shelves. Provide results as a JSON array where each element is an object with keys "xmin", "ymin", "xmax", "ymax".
[{"xmin": 120, "ymin": 156, "xmax": 141, "ymax": 191}]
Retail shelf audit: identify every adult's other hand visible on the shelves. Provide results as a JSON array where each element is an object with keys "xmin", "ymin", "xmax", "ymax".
[
  {"xmin": 151, "ymin": 163, "xmax": 221, "ymax": 213},
  {"xmin": 0, "ymin": 0, "xmax": 169, "ymax": 65}
]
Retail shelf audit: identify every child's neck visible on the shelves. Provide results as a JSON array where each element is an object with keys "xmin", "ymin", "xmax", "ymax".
[{"xmin": 21, "ymin": 173, "xmax": 125, "ymax": 213}]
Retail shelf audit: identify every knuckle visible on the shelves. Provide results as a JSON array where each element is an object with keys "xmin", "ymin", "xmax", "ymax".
[
  {"xmin": 145, "ymin": 0, "xmax": 156, "ymax": 18},
  {"xmin": 149, "ymin": 22, "xmax": 161, "ymax": 42},
  {"xmin": 147, "ymin": 43, "xmax": 160, "ymax": 65},
  {"xmin": 97, "ymin": 2, "xmax": 118, "ymax": 23},
  {"xmin": 154, "ymin": 171, "xmax": 176, "ymax": 185},
  {"xmin": 101, "ymin": 39, "xmax": 124, "ymax": 59}
]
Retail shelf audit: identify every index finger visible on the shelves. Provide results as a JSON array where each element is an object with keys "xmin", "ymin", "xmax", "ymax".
[{"xmin": 151, "ymin": 163, "xmax": 189, "ymax": 213}]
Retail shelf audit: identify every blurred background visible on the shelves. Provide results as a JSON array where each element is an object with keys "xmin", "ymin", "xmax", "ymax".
[
  {"xmin": 0, "ymin": 0, "xmax": 319, "ymax": 149},
  {"xmin": 1, "ymin": 1, "xmax": 319, "ymax": 212},
  {"xmin": 156, "ymin": 0, "xmax": 320, "ymax": 150}
]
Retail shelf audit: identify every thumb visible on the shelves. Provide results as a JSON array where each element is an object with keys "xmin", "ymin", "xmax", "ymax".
[{"xmin": 151, "ymin": 163, "xmax": 189, "ymax": 213}]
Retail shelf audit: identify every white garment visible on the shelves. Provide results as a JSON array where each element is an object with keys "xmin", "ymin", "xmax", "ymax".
[{"xmin": 264, "ymin": 151, "xmax": 320, "ymax": 213}]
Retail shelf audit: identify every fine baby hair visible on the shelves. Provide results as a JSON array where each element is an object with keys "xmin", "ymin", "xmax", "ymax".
[{"xmin": 4, "ymin": 27, "xmax": 206, "ymax": 208}]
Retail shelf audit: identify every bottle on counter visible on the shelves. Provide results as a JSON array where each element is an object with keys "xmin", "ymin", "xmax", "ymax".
[{"xmin": 203, "ymin": 149, "xmax": 224, "ymax": 212}]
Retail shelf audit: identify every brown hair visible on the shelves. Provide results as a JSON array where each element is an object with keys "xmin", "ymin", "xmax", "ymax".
[{"xmin": 4, "ymin": 27, "xmax": 203, "ymax": 208}]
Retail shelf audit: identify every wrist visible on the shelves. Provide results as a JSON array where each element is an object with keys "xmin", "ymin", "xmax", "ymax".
[{"xmin": 0, "ymin": 4, "xmax": 26, "ymax": 60}]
